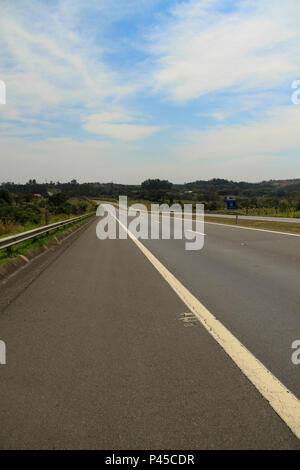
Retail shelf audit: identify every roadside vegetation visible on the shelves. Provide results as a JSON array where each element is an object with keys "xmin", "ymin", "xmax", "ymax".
[
  {"xmin": 1, "ymin": 178, "xmax": 300, "ymax": 240},
  {"xmin": 0, "ymin": 215, "xmax": 95, "ymax": 266},
  {"xmin": 0, "ymin": 188, "xmax": 97, "ymax": 238},
  {"xmin": 2, "ymin": 177, "xmax": 300, "ymax": 219}
]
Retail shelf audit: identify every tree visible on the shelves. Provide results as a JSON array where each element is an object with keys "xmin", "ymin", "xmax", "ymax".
[
  {"xmin": 48, "ymin": 192, "xmax": 67, "ymax": 206},
  {"xmin": 141, "ymin": 179, "xmax": 172, "ymax": 191},
  {"xmin": 0, "ymin": 189, "xmax": 13, "ymax": 205}
]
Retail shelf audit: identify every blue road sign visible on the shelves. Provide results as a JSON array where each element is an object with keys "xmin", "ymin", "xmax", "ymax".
[{"xmin": 227, "ymin": 196, "xmax": 236, "ymax": 210}]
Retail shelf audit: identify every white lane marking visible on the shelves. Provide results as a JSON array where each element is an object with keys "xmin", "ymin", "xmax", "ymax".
[
  {"xmin": 117, "ymin": 206, "xmax": 205, "ymax": 234},
  {"xmin": 110, "ymin": 210, "xmax": 300, "ymax": 440},
  {"xmin": 114, "ymin": 204, "xmax": 300, "ymax": 237},
  {"xmin": 205, "ymin": 220, "xmax": 300, "ymax": 237},
  {"xmin": 186, "ymin": 229, "xmax": 206, "ymax": 236}
]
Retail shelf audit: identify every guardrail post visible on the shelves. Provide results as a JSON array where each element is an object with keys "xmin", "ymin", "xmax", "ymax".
[
  {"xmin": 6, "ymin": 246, "xmax": 13, "ymax": 257},
  {"xmin": 45, "ymin": 209, "xmax": 49, "ymax": 225}
]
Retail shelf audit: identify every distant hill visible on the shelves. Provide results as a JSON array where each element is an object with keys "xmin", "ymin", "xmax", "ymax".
[
  {"xmin": 182, "ymin": 178, "xmax": 300, "ymax": 197},
  {"xmin": 268, "ymin": 179, "xmax": 300, "ymax": 186}
]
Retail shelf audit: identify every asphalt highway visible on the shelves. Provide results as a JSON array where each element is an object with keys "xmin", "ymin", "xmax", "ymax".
[{"xmin": 0, "ymin": 214, "xmax": 299, "ymax": 449}]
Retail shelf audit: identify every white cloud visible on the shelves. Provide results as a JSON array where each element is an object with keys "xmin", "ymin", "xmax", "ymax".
[
  {"xmin": 0, "ymin": 1, "xmax": 137, "ymax": 122},
  {"xmin": 0, "ymin": 137, "xmax": 128, "ymax": 182},
  {"xmin": 150, "ymin": 0, "xmax": 300, "ymax": 101},
  {"xmin": 176, "ymin": 106, "xmax": 300, "ymax": 162},
  {"xmin": 0, "ymin": 136, "xmax": 173, "ymax": 184},
  {"xmin": 1, "ymin": 0, "xmax": 299, "ymax": 183},
  {"xmin": 83, "ymin": 111, "xmax": 160, "ymax": 141},
  {"xmin": 211, "ymin": 112, "xmax": 228, "ymax": 121},
  {"xmin": 1, "ymin": 114, "xmax": 299, "ymax": 183}
]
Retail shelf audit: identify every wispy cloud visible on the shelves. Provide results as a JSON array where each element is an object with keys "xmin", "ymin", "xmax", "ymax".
[
  {"xmin": 149, "ymin": 0, "xmax": 300, "ymax": 101},
  {"xmin": 0, "ymin": 0, "xmax": 299, "ymax": 183},
  {"xmin": 175, "ymin": 106, "xmax": 300, "ymax": 162},
  {"xmin": 82, "ymin": 111, "xmax": 160, "ymax": 141},
  {"xmin": 0, "ymin": 0, "xmax": 142, "ymax": 135}
]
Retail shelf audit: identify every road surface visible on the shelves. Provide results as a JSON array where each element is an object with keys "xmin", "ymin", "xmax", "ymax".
[{"xmin": 0, "ymin": 214, "xmax": 299, "ymax": 449}]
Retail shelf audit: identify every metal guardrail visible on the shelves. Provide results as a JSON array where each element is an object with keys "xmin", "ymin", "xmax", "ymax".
[
  {"xmin": 0, "ymin": 213, "xmax": 94, "ymax": 251},
  {"xmin": 204, "ymin": 212, "xmax": 300, "ymax": 223}
]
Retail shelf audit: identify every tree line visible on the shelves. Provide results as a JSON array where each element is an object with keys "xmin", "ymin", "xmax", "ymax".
[{"xmin": 1, "ymin": 177, "xmax": 300, "ymax": 213}]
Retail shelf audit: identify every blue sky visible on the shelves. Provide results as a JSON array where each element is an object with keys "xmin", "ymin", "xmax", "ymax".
[{"xmin": 0, "ymin": 0, "xmax": 299, "ymax": 183}]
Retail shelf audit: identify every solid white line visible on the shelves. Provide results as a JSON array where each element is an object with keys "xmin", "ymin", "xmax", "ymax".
[
  {"xmin": 111, "ymin": 203, "xmax": 300, "ymax": 237},
  {"xmin": 204, "ymin": 213, "xmax": 300, "ymax": 224},
  {"xmin": 110, "ymin": 210, "xmax": 300, "ymax": 440},
  {"xmin": 186, "ymin": 229, "xmax": 206, "ymax": 236},
  {"xmin": 205, "ymin": 220, "xmax": 300, "ymax": 237}
]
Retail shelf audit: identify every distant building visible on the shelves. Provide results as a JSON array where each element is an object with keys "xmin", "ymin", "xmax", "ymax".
[{"xmin": 33, "ymin": 193, "xmax": 42, "ymax": 198}]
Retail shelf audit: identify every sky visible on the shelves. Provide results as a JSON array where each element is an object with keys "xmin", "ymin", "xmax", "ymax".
[{"xmin": 0, "ymin": 0, "xmax": 299, "ymax": 184}]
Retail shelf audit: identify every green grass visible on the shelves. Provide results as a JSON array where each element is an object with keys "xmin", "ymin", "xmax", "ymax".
[{"xmin": 0, "ymin": 213, "xmax": 92, "ymax": 239}]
